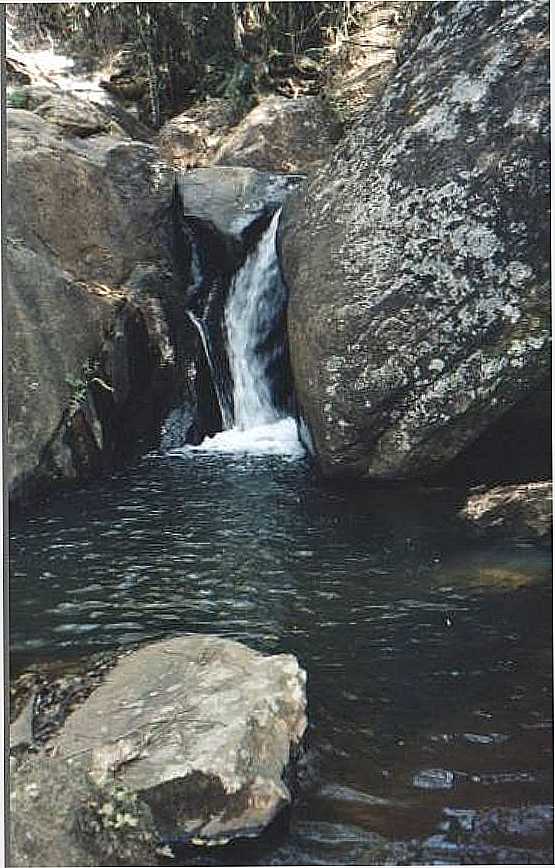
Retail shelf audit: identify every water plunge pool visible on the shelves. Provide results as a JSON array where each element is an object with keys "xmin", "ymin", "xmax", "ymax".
[{"xmin": 10, "ymin": 448, "xmax": 553, "ymax": 864}]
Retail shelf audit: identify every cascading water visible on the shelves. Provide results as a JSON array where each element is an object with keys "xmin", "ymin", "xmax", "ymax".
[
  {"xmin": 189, "ymin": 209, "xmax": 303, "ymax": 457},
  {"xmin": 188, "ymin": 312, "xmax": 234, "ymax": 430},
  {"xmin": 226, "ymin": 209, "xmax": 285, "ymax": 429}
]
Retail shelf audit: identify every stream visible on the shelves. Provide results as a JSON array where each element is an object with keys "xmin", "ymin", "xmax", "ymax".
[
  {"xmin": 8, "ymin": 22, "xmax": 553, "ymax": 865},
  {"xmin": 10, "ymin": 449, "xmax": 553, "ymax": 864}
]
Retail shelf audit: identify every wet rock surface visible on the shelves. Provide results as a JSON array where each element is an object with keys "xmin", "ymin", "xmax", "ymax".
[
  {"xmin": 52, "ymin": 636, "xmax": 307, "ymax": 844},
  {"xmin": 173, "ymin": 167, "xmax": 304, "ymax": 435},
  {"xmin": 177, "ymin": 167, "xmax": 304, "ymax": 245},
  {"xmin": 460, "ymin": 481, "xmax": 552, "ymax": 541},
  {"xmin": 280, "ymin": 0, "xmax": 550, "ymax": 480}
]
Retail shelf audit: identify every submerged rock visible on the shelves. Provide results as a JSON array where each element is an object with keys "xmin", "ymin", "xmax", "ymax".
[
  {"xmin": 53, "ymin": 636, "xmax": 307, "ymax": 844},
  {"xmin": 280, "ymin": 1, "xmax": 550, "ymax": 480},
  {"xmin": 460, "ymin": 481, "xmax": 552, "ymax": 541}
]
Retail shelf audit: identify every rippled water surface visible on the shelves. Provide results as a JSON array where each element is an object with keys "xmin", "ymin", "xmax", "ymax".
[{"xmin": 10, "ymin": 450, "xmax": 553, "ymax": 864}]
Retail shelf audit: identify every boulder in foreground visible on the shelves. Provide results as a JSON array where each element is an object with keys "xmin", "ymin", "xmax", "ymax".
[{"xmin": 53, "ymin": 636, "xmax": 307, "ymax": 844}]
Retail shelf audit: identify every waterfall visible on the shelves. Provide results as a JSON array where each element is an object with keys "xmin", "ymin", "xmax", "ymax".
[
  {"xmin": 187, "ymin": 208, "xmax": 304, "ymax": 457},
  {"xmin": 226, "ymin": 209, "xmax": 284, "ymax": 430}
]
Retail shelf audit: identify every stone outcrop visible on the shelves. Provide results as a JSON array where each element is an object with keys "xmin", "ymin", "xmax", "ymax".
[
  {"xmin": 33, "ymin": 93, "xmax": 118, "ymax": 138},
  {"xmin": 7, "ymin": 109, "xmax": 194, "ymax": 502},
  {"xmin": 159, "ymin": 95, "xmax": 341, "ymax": 175},
  {"xmin": 279, "ymin": 1, "xmax": 550, "ymax": 480},
  {"xmin": 460, "ymin": 481, "xmax": 552, "ymax": 542},
  {"xmin": 52, "ymin": 636, "xmax": 307, "ymax": 844},
  {"xmin": 177, "ymin": 166, "xmax": 303, "ymax": 246},
  {"xmin": 214, "ymin": 95, "xmax": 341, "ymax": 173}
]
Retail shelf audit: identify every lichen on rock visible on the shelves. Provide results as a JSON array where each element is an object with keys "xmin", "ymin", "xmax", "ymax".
[{"xmin": 279, "ymin": 0, "xmax": 550, "ymax": 480}]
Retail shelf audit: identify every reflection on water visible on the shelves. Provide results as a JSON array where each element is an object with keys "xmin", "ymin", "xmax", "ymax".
[{"xmin": 9, "ymin": 451, "xmax": 553, "ymax": 864}]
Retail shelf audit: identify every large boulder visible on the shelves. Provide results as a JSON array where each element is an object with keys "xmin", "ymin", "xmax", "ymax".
[
  {"xmin": 6, "ymin": 238, "xmax": 114, "ymax": 495},
  {"xmin": 177, "ymin": 166, "xmax": 304, "ymax": 245},
  {"xmin": 214, "ymin": 95, "xmax": 341, "ymax": 173},
  {"xmin": 52, "ymin": 636, "xmax": 307, "ymax": 844},
  {"xmin": 33, "ymin": 93, "xmax": 115, "ymax": 138},
  {"xmin": 8, "ymin": 110, "xmax": 172, "ymax": 286},
  {"xmin": 6, "ymin": 109, "xmax": 194, "ymax": 501},
  {"xmin": 279, "ymin": 1, "xmax": 550, "ymax": 479}
]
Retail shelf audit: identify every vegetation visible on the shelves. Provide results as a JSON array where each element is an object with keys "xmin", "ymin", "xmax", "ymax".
[
  {"xmin": 9, "ymin": 2, "xmax": 371, "ymax": 126},
  {"xmin": 6, "ymin": 88, "xmax": 29, "ymax": 109}
]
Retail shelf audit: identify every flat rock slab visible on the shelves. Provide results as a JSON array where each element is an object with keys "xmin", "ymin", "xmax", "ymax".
[
  {"xmin": 53, "ymin": 635, "xmax": 307, "ymax": 844},
  {"xmin": 178, "ymin": 167, "xmax": 304, "ymax": 242},
  {"xmin": 460, "ymin": 481, "xmax": 552, "ymax": 541}
]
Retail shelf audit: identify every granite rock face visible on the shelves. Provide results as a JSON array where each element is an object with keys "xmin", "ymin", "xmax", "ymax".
[
  {"xmin": 7, "ymin": 109, "xmax": 194, "ymax": 502},
  {"xmin": 53, "ymin": 636, "xmax": 307, "ymax": 844},
  {"xmin": 280, "ymin": 1, "xmax": 550, "ymax": 479},
  {"xmin": 460, "ymin": 481, "xmax": 552, "ymax": 541}
]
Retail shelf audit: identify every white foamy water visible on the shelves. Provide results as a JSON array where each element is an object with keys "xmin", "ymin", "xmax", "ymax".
[{"xmin": 187, "ymin": 418, "xmax": 305, "ymax": 458}]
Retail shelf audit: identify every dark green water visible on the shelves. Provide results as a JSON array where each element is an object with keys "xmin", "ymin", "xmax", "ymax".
[{"xmin": 10, "ymin": 450, "xmax": 553, "ymax": 864}]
